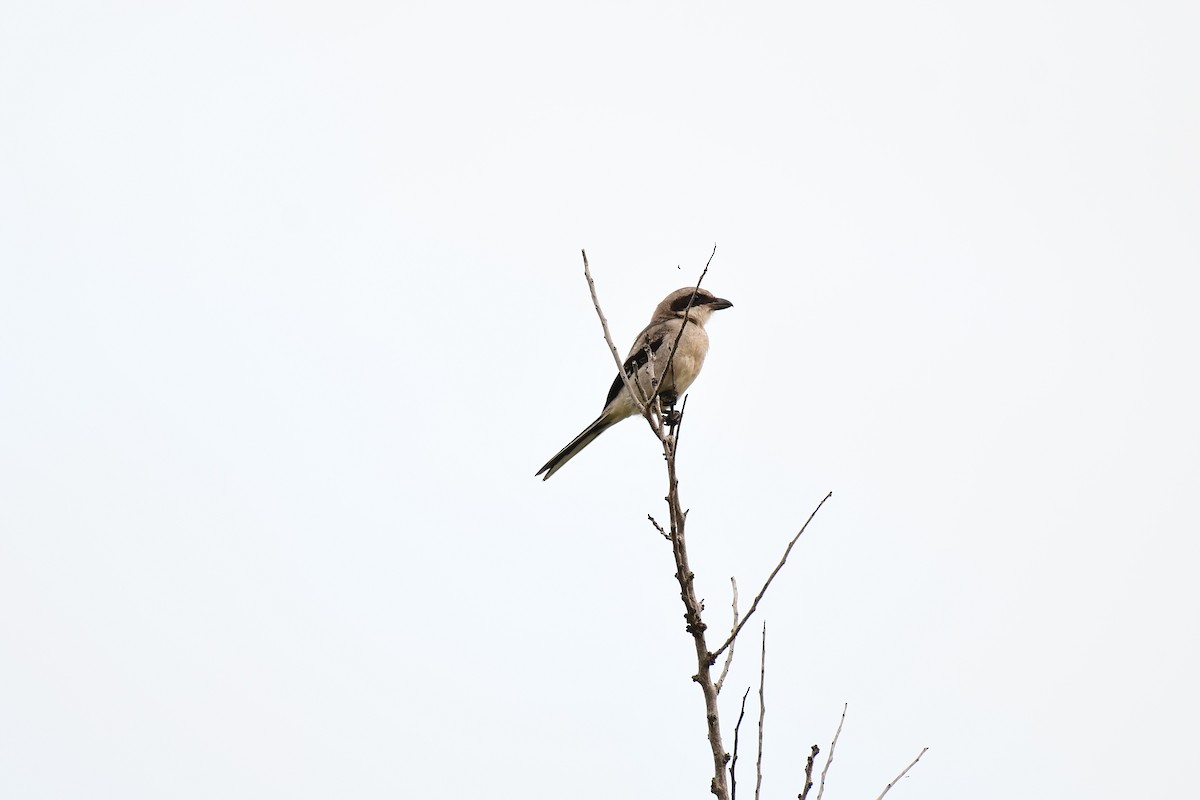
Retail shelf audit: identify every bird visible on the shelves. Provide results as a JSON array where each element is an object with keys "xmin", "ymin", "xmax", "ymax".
[{"xmin": 536, "ymin": 286, "xmax": 733, "ymax": 480}]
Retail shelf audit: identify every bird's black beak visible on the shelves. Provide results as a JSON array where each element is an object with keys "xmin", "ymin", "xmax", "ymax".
[{"xmin": 710, "ymin": 297, "xmax": 733, "ymax": 311}]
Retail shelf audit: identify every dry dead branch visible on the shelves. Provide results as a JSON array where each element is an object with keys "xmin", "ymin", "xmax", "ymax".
[
  {"xmin": 874, "ymin": 747, "xmax": 929, "ymax": 800},
  {"xmin": 731, "ymin": 687, "xmax": 751, "ymax": 800},
  {"xmin": 755, "ymin": 622, "xmax": 767, "ymax": 800},
  {"xmin": 816, "ymin": 703, "xmax": 847, "ymax": 800},
  {"xmin": 715, "ymin": 577, "xmax": 739, "ymax": 694},
  {"xmin": 798, "ymin": 744, "xmax": 819, "ymax": 800},
  {"xmin": 711, "ymin": 492, "xmax": 833, "ymax": 662}
]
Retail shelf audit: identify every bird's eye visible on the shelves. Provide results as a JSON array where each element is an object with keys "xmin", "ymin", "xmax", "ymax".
[{"xmin": 670, "ymin": 294, "xmax": 698, "ymax": 312}]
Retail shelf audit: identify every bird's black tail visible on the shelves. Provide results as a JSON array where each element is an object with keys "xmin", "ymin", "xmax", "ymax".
[{"xmin": 536, "ymin": 414, "xmax": 617, "ymax": 480}]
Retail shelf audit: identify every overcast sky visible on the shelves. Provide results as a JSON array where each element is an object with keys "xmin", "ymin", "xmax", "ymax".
[{"xmin": 2, "ymin": 2, "xmax": 1198, "ymax": 798}]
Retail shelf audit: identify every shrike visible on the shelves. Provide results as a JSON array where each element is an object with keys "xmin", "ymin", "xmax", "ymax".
[{"xmin": 536, "ymin": 286, "xmax": 733, "ymax": 480}]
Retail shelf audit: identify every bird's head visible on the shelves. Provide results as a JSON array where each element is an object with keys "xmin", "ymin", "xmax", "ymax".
[{"xmin": 654, "ymin": 287, "xmax": 734, "ymax": 325}]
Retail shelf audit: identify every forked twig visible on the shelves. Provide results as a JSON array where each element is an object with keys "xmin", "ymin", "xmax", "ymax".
[
  {"xmin": 874, "ymin": 747, "xmax": 929, "ymax": 800},
  {"xmin": 712, "ymin": 492, "xmax": 833, "ymax": 661}
]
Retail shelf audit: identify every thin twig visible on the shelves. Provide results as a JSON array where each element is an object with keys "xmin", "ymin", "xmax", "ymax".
[
  {"xmin": 712, "ymin": 492, "xmax": 833, "ymax": 661},
  {"xmin": 754, "ymin": 622, "xmax": 767, "ymax": 800},
  {"xmin": 647, "ymin": 514, "xmax": 669, "ymax": 540},
  {"xmin": 715, "ymin": 576, "xmax": 739, "ymax": 694},
  {"xmin": 730, "ymin": 687, "xmax": 751, "ymax": 800},
  {"xmin": 636, "ymin": 329, "xmax": 662, "ymax": 414},
  {"xmin": 815, "ymin": 704, "xmax": 847, "ymax": 800},
  {"xmin": 580, "ymin": 249, "xmax": 660, "ymax": 434},
  {"xmin": 659, "ymin": 244, "xmax": 717, "ymax": 412},
  {"xmin": 874, "ymin": 747, "xmax": 929, "ymax": 800},
  {"xmin": 798, "ymin": 744, "xmax": 819, "ymax": 800},
  {"xmin": 672, "ymin": 393, "xmax": 690, "ymax": 450}
]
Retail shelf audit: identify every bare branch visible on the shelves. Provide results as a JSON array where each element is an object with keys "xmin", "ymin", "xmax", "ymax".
[
  {"xmin": 671, "ymin": 393, "xmax": 690, "ymax": 447},
  {"xmin": 582, "ymin": 247, "xmax": 745, "ymax": 800},
  {"xmin": 798, "ymin": 744, "xmax": 819, "ymax": 800},
  {"xmin": 634, "ymin": 329, "xmax": 662, "ymax": 413},
  {"xmin": 580, "ymin": 249, "xmax": 661, "ymax": 436},
  {"xmin": 578, "ymin": 251, "xmax": 915, "ymax": 800},
  {"xmin": 715, "ymin": 576, "xmax": 739, "ymax": 694},
  {"xmin": 874, "ymin": 747, "xmax": 929, "ymax": 800},
  {"xmin": 647, "ymin": 514, "xmax": 669, "ymax": 540},
  {"xmin": 815, "ymin": 704, "xmax": 847, "ymax": 800},
  {"xmin": 730, "ymin": 687, "xmax": 751, "ymax": 800},
  {"xmin": 712, "ymin": 492, "xmax": 833, "ymax": 661},
  {"xmin": 642, "ymin": 247, "xmax": 732, "ymax": 799},
  {"xmin": 754, "ymin": 622, "xmax": 767, "ymax": 800},
  {"xmin": 662, "ymin": 411, "xmax": 729, "ymax": 799},
  {"xmin": 659, "ymin": 245, "xmax": 716, "ymax": 413}
]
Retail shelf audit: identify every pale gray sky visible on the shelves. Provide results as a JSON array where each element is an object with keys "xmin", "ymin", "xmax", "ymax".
[{"xmin": 2, "ymin": 2, "xmax": 1198, "ymax": 798}]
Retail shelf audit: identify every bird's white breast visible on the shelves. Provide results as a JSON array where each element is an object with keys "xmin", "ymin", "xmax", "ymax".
[{"xmin": 658, "ymin": 325, "xmax": 709, "ymax": 395}]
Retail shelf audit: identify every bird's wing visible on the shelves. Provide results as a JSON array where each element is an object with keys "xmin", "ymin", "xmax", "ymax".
[{"xmin": 605, "ymin": 332, "xmax": 669, "ymax": 406}]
